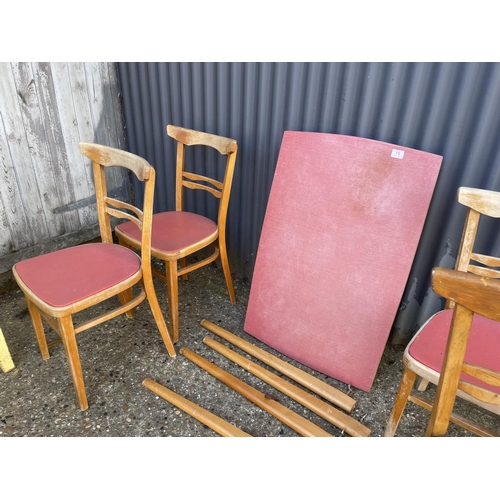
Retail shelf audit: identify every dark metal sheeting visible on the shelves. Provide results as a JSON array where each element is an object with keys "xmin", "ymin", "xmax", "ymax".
[{"xmin": 117, "ymin": 62, "xmax": 500, "ymax": 344}]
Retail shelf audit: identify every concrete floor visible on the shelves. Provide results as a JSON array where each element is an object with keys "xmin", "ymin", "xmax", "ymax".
[{"xmin": 1, "ymin": 259, "xmax": 499, "ymax": 440}]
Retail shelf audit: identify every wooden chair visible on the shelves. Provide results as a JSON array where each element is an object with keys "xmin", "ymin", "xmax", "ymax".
[
  {"xmin": 12, "ymin": 143, "xmax": 176, "ymax": 411},
  {"xmin": 385, "ymin": 187, "xmax": 500, "ymax": 436},
  {"xmin": 115, "ymin": 125, "xmax": 238, "ymax": 343}
]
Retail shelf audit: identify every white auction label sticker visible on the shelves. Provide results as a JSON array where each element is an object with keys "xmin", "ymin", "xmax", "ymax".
[{"xmin": 391, "ymin": 149, "xmax": 405, "ymax": 159}]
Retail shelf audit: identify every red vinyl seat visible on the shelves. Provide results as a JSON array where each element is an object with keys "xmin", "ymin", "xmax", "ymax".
[
  {"xmin": 408, "ymin": 309, "xmax": 500, "ymax": 396},
  {"xmin": 15, "ymin": 243, "xmax": 140, "ymax": 308},
  {"xmin": 118, "ymin": 212, "xmax": 217, "ymax": 256}
]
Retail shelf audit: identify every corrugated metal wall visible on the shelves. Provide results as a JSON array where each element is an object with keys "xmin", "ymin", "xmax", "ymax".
[
  {"xmin": 117, "ymin": 62, "xmax": 500, "ymax": 344},
  {"xmin": 0, "ymin": 62, "xmax": 128, "ymax": 273}
]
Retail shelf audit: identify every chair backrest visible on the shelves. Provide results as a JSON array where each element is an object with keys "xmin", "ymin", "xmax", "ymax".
[
  {"xmin": 454, "ymin": 187, "xmax": 500, "ymax": 278},
  {"xmin": 428, "ymin": 267, "xmax": 500, "ymax": 434},
  {"xmin": 445, "ymin": 187, "xmax": 500, "ymax": 309},
  {"xmin": 166, "ymin": 125, "xmax": 238, "ymax": 230},
  {"xmin": 79, "ymin": 142, "xmax": 155, "ymax": 264}
]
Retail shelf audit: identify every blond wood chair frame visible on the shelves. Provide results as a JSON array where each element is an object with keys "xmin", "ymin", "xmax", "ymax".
[
  {"xmin": 12, "ymin": 143, "xmax": 176, "ymax": 410},
  {"xmin": 385, "ymin": 187, "xmax": 500, "ymax": 436},
  {"xmin": 116, "ymin": 125, "xmax": 238, "ymax": 342}
]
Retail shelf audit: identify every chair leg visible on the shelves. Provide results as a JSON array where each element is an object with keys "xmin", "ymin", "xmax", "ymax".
[
  {"xmin": 425, "ymin": 399, "xmax": 454, "ymax": 437},
  {"xmin": 118, "ymin": 288, "xmax": 135, "ymax": 318},
  {"xmin": 166, "ymin": 260, "xmax": 180, "ymax": 343},
  {"xmin": 180, "ymin": 257, "xmax": 189, "ymax": 281},
  {"xmin": 426, "ymin": 307, "xmax": 472, "ymax": 437},
  {"xmin": 26, "ymin": 298, "xmax": 50, "ymax": 360},
  {"xmin": 142, "ymin": 275, "xmax": 176, "ymax": 358},
  {"xmin": 218, "ymin": 237, "xmax": 236, "ymax": 304},
  {"xmin": 384, "ymin": 366, "xmax": 417, "ymax": 436},
  {"xmin": 58, "ymin": 315, "xmax": 88, "ymax": 411},
  {"xmin": 425, "ymin": 374, "xmax": 459, "ymax": 437},
  {"xmin": 417, "ymin": 377, "xmax": 430, "ymax": 391}
]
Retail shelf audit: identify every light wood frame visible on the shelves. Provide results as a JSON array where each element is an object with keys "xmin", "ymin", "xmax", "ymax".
[
  {"xmin": 385, "ymin": 187, "xmax": 500, "ymax": 436},
  {"xmin": 116, "ymin": 125, "xmax": 238, "ymax": 342},
  {"xmin": 12, "ymin": 143, "xmax": 176, "ymax": 410}
]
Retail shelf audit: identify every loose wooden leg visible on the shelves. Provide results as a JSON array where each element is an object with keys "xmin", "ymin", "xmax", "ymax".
[
  {"xmin": 58, "ymin": 315, "xmax": 88, "ymax": 411},
  {"xmin": 166, "ymin": 260, "xmax": 180, "ymax": 343},
  {"xmin": 143, "ymin": 378, "xmax": 250, "ymax": 436},
  {"xmin": 201, "ymin": 319, "xmax": 356, "ymax": 412},
  {"xmin": 26, "ymin": 298, "xmax": 50, "ymax": 360},
  {"xmin": 181, "ymin": 347, "xmax": 333, "ymax": 437},
  {"xmin": 218, "ymin": 237, "xmax": 236, "ymax": 304},
  {"xmin": 384, "ymin": 367, "xmax": 417, "ymax": 436}
]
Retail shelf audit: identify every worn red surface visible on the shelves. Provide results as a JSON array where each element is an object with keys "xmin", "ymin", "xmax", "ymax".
[
  {"xmin": 244, "ymin": 131, "xmax": 442, "ymax": 391},
  {"xmin": 14, "ymin": 243, "xmax": 140, "ymax": 308},
  {"xmin": 409, "ymin": 310, "xmax": 500, "ymax": 395}
]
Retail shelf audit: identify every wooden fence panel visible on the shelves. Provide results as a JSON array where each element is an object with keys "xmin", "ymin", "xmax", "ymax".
[{"xmin": 0, "ymin": 62, "xmax": 127, "ymax": 274}]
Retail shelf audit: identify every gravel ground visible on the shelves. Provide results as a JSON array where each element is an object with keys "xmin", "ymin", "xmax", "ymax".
[
  {"xmin": 1, "ymin": 257, "xmax": 497, "ymax": 495},
  {"xmin": 1, "ymin": 258, "xmax": 498, "ymax": 439}
]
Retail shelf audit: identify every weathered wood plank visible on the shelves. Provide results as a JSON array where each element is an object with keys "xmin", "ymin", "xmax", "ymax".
[
  {"xmin": 50, "ymin": 62, "xmax": 96, "ymax": 227},
  {"xmin": 0, "ymin": 62, "xmax": 128, "ymax": 265},
  {"xmin": 70, "ymin": 64, "xmax": 102, "ymax": 223},
  {"xmin": 106, "ymin": 62, "xmax": 127, "ymax": 151},
  {"xmin": 0, "ymin": 195, "xmax": 13, "ymax": 256},
  {"xmin": 11, "ymin": 62, "xmax": 64, "ymax": 238},
  {"xmin": 84, "ymin": 62, "xmax": 125, "ymax": 194},
  {"xmin": 33, "ymin": 62, "xmax": 81, "ymax": 233},
  {"xmin": 0, "ymin": 102, "xmax": 30, "ymax": 253},
  {"xmin": 0, "ymin": 63, "xmax": 47, "ymax": 247}
]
